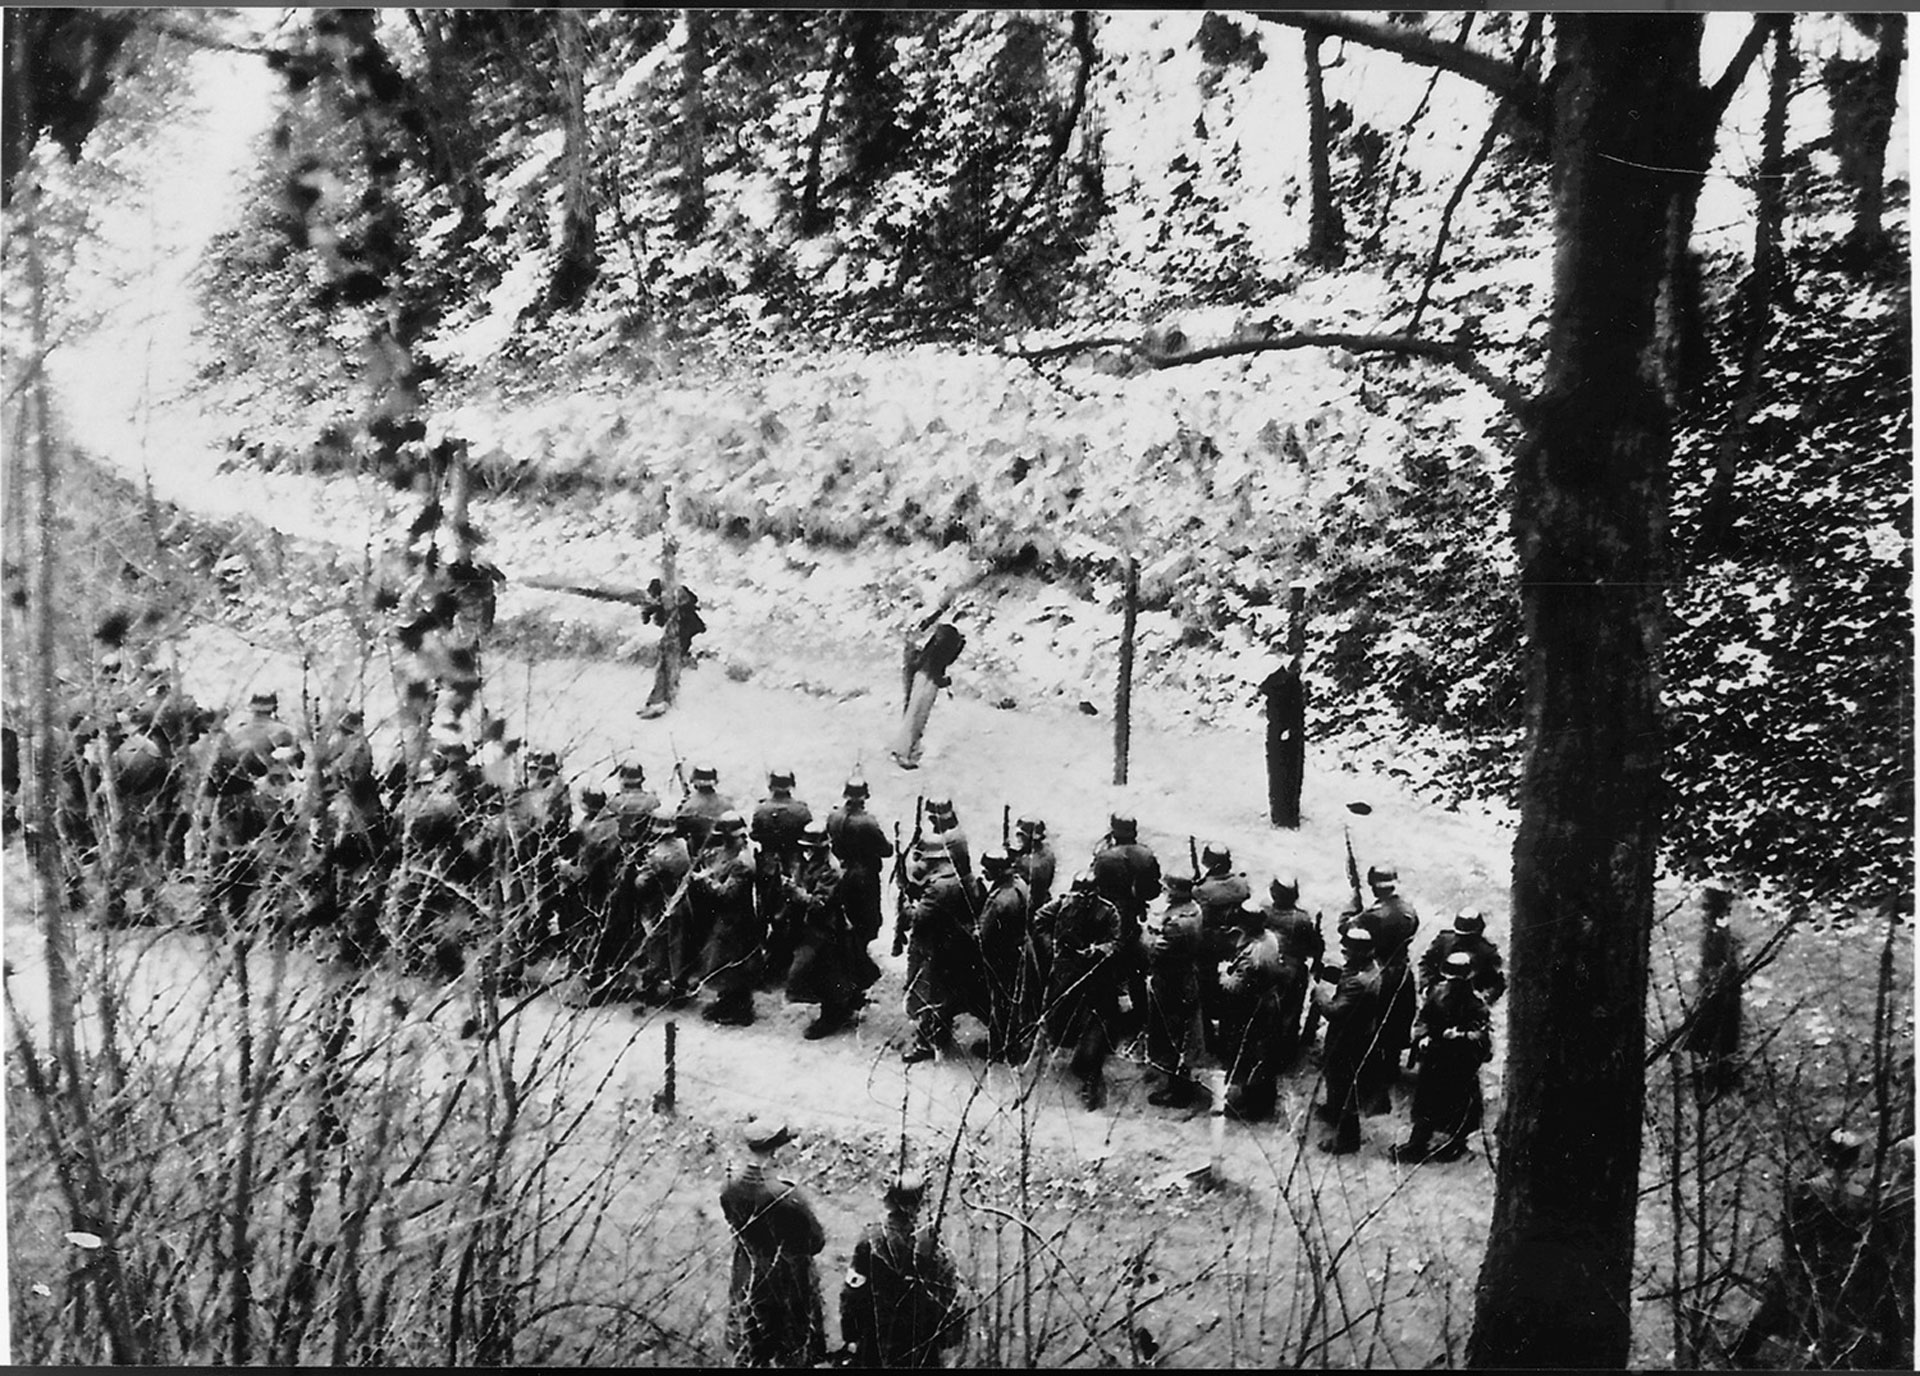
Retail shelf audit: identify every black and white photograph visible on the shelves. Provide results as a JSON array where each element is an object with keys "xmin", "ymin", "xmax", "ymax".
[{"xmin": 1, "ymin": 7, "xmax": 1911, "ymax": 1368}]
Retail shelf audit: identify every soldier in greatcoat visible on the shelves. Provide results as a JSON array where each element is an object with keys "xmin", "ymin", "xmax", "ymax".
[
  {"xmin": 900, "ymin": 838, "xmax": 984, "ymax": 1064},
  {"xmin": 1216, "ymin": 900, "xmax": 1290, "ymax": 1123},
  {"xmin": 720, "ymin": 1117, "xmax": 827, "ymax": 1368},
  {"xmin": 1392, "ymin": 950, "xmax": 1493, "ymax": 1163},
  {"xmin": 752, "ymin": 769, "xmax": 814, "ymax": 986},
  {"xmin": 1349, "ymin": 863, "xmax": 1420, "ymax": 1111},
  {"xmin": 1009, "ymin": 815, "xmax": 1056, "ymax": 910},
  {"xmin": 783, "ymin": 821, "xmax": 878, "ymax": 1038},
  {"xmin": 633, "ymin": 810, "xmax": 697, "ymax": 1006},
  {"xmin": 1032, "ymin": 874, "xmax": 1125, "ymax": 1110},
  {"xmin": 1192, "ymin": 843, "xmax": 1251, "ymax": 1058},
  {"xmin": 922, "ymin": 797, "xmax": 971, "ymax": 881},
  {"xmin": 971, "ymin": 848, "xmax": 1040, "ymax": 1062},
  {"xmin": 839, "ymin": 1170, "xmax": 968, "ymax": 1369},
  {"xmin": 497, "ymin": 748, "xmax": 572, "ymax": 981},
  {"xmin": 390, "ymin": 740, "xmax": 491, "ymax": 980},
  {"xmin": 1417, "ymin": 908, "xmax": 1507, "ymax": 1005},
  {"xmin": 1090, "ymin": 813, "xmax": 1162, "ymax": 1034},
  {"xmin": 1143, "ymin": 872, "xmax": 1210, "ymax": 1109},
  {"xmin": 677, "ymin": 763, "xmax": 735, "ymax": 856},
  {"xmin": 695, "ymin": 811, "xmax": 764, "ymax": 1025},
  {"xmin": 564, "ymin": 786, "xmax": 632, "ymax": 998},
  {"xmin": 1313, "ymin": 927, "xmax": 1384, "ymax": 1155},
  {"xmin": 826, "ymin": 778, "xmax": 892, "ymax": 948},
  {"xmin": 1262, "ymin": 877, "xmax": 1324, "ymax": 1069}
]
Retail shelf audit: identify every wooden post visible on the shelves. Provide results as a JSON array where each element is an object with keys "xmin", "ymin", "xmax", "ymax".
[
  {"xmin": 1113, "ymin": 556, "xmax": 1138, "ymax": 786},
  {"xmin": 644, "ymin": 487, "xmax": 682, "ymax": 715},
  {"xmin": 654, "ymin": 1019, "xmax": 678, "ymax": 1114},
  {"xmin": 1270, "ymin": 582, "xmax": 1308, "ymax": 828}
]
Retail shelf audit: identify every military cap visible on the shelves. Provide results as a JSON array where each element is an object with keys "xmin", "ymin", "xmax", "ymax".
[
  {"xmin": 432, "ymin": 738, "xmax": 470, "ymax": 760},
  {"xmin": 1444, "ymin": 950, "xmax": 1475, "ymax": 976},
  {"xmin": 980, "ymin": 847, "xmax": 1013, "ymax": 875},
  {"xmin": 926, "ymin": 797, "xmax": 957, "ymax": 819},
  {"xmin": 1201, "ymin": 842, "xmax": 1232, "ymax": 870},
  {"xmin": 1269, "ymin": 877, "xmax": 1300, "ymax": 906},
  {"xmin": 98, "ymin": 653, "xmax": 125, "ymax": 675},
  {"xmin": 1366, "ymin": 864, "xmax": 1399, "ymax": 889},
  {"xmin": 713, "ymin": 810, "xmax": 748, "ymax": 835},
  {"xmin": 618, "ymin": 761, "xmax": 647, "ymax": 784},
  {"xmin": 843, "ymin": 778, "xmax": 870, "ymax": 799},
  {"xmin": 526, "ymin": 749, "xmax": 560, "ymax": 774},
  {"xmin": 1340, "ymin": 925, "xmax": 1375, "ymax": 949},
  {"xmin": 768, "ymin": 768, "xmax": 796, "ymax": 789},
  {"xmin": 691, "ymin": 764, "xmax": 719, "ymax": 785},
  {"xmin": 340, "ymin": 707, "xmax": 365, "ymax": 728},
  {"xmin": 647, "ymin": 810, "xmax": 680, "ymax": 834},
  {"xmin": 1016, "ymin": 815, "xmax": 1046, "ymax": 837},
  {"xmin": 742, "ymin": 1114, "xmax": 795, "ymax": 1153},
  {"xmin": 249, "ymin": 689, "xmax": 279, "ymax": 709},
  {"xmin": 580, "ymin": 788, "xmax": 608, "ymax": 812},
  {"xmin": 1236, "ymin": 898, "xmax": 1268, "ymax": 925},
  {"xmin": 798, "ymin": 820, "xmax": 830, "ymax": 849},
  {"xmin": 1164, "ymin": 873, "xmax": 1196, "ymax": 894},
  {"xmin": 1452, "ymin": 909, "xmax": 1487, "ymax": 935},
  {"xmin": 884, "ymin": 1169, "xmax": 927, "ymax": 1210},
  {"xmin": 1107, "ymin": 813, "xmax": 1138, "ymax": 840}
]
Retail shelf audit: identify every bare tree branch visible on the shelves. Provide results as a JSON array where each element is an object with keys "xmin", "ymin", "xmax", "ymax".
[
  {"xmin": 1705, "ymin": 14, "xmax": 1776, "ymax": 123},
  {"xmin": 1254, "ymin": 10, "xmax": 1535, "ymax": 104}
]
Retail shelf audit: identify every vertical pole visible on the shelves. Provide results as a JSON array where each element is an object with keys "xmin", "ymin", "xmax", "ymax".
[
  {"xmin": 656, "ymin": 1018, "xmax": 677, "ymax": 1114},
  {"xmin": 1206, "ymin": 1066, "xmax": 1229, "ymax": 1185},
  {"xmin": 647, "ymin": 487, "xmax": 682, "ymax": 714},
  {"xmin": 1113, "ymin": 556, "xmax": 1138, "ymax": 786}
]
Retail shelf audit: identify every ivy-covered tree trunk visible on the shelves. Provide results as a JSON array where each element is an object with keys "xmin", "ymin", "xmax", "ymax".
[
  {"xmin": 1466, "ymin": 14, "xmax": 1691, "ymax": 1368},
  {"xmin": 547, "ymin": 7, "xmax": 598, "ymax": 309},
  {"xmin": 1301, "ymin": 27, "xmax": 1346, "ymax": 267},
  {"xmin": 674, "ymin": 9, "xmax": 709, "ymax": 241},
  {"xmin": 1839, "ymin": 15, "xmax": 1906, "ymax": 257}
]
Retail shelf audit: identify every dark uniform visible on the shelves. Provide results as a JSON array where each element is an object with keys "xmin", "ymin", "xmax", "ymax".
[
  {"xmin": 633, "ymin": 812, "xmax": 697, "ymax": 1005},
  {"xmin": 1217, "ymin": 904, "xmax": 1290, "ymax": 1122},
  {"xmin": 840, "ymin": 1173, "xmax": 967, "ymax": 1369},
  {"xmin": 695, "ymin": 812, "xmax": 762, "ymax": 1024},
  {"xmin": 893, "ymin": 621, "xmax": 964, "ymax": 770},
  {"xmin": 391, "ymin": 743, "xmax": 492, "ymax": 978},
  {"xmin": 197, "ymin": 740, "xmax": 273, "ymax": 934},
  {"xmin": 1263, "ymin": 879, "xmax": 1324, "ymax": 1069},
  {"xmin": 566, "ymin": 788, "xmax": 630, "ymax": 995},
  {"xmin": 1033, "ymin": 879, "xmax": 1125, "ymax": 1109},
  {"xmin": 1192, "ymin": 845, "xmax": 1251, "ymax": 1058},
  {"xmin": 1010, "ymin": 816, "xmax": 1057, "ymax": 911},
  {"xmin": 721, "ymin": 1122, "xmax": 827, "ymax": 1369},
  {"xmin": 1313, "ymin": 931, "xmax": 1384, "ymax": 1154},
  {"xmin": 1350, "ymin": 866, "xmax": 1420, "ymax": 1110},
  {"xmin": 923, "ymin": 799, "xmax": 971, "ymax": 882},
  {"xmin": 901, "ymin": 842, "xmax": 983, "ymax": 1062},
  {"xmin": 497, "ymin": 750, "xmax": 572, "ymax": 979},
  {"xmin": 783, "ymin": 823, "xmax": 878, "ymax": 1038},
  {"xmin": 826, "ymin": 780, "xmax": 892, "ymax": 947},
  {"xmin": 751, "ymin": 771, "xmax": 814, "ymax": 984},
  {"xmin": 1394, "ymin": 952, "xmax": 1493, "ymax": 1162},
  {"xmin": 1090, "ymin": 815, "xmax": 1161, "ymax": 1032},
  {"xmin": 318, "ymin": 710, "xmax": 391, "ymax": 963},
  {"xmin": 1143, "ymin": 874, "xmax": 1210, "ymax": 1108},
  {"xmin": 676, "ymin": 765, "xmax": 735, "ymax": 855},
  {"xmin": 1417, "ymin": 910, "xmax": 1507, "ymax": 1005},
  {"xmin": 972, "ymin": 849, "xmax": 1039, "ymax": 1062}
]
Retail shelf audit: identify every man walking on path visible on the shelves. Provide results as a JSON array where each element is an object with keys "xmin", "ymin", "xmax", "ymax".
[
  {"xmin": 839, "ymin": 1169, "xmax": 968, "ymax": 1368},
  {"xmin": 720, "ymin": 1117, "xmax": 827, "ymax": 1368},
  {"xmin": 892, "ymin": 618, "xmax": 965, "ymax": 771}
]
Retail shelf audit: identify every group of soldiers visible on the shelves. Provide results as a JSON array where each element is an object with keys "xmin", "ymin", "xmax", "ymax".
[
  {"xmin": 720, "ymin": 1116, "xmax": 968, "ymax": 1369},
  {"xmin": 891, "ymin": 801, "xmax": 1507, "ymax": 1158},
  {"xmin": 22, "ymin": 653, "xmax": 1509, "ymax": 1159}
]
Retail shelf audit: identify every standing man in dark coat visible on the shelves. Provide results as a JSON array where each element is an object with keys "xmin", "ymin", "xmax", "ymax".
[
  {"xmin": 1349, "ymin": 863, "xmax": 1420, "ymax": 1110},
  {"xmin": 721, "ymin": 1117, "xmax": 827, "ymax": 1368},
  {"xmin": 1033, "ymin": 875, "xmax": 1125, "ymax": 1110},
  {"xmin": 892, "ymin": 619, "xmax": 965, "ymax": 771},
  {"xmin": 1192, "ymin": 843, "xmax": 1251, "ymax": 1058},
  {"xmin": 971, "ymin": 848, "xmax": 1039, "ymax": 1062},
  {"xmin": 900, "ymin": 838, "xmax": 983, "ymax": 1063},
  {"xmin": 1257, "ymin": 657, "xmax": 1306, "ymax": 828},
  {"xmin": 1262, "ymin": 877, "xmax": 1323, "ymax": 1069},
  {"xmin": 1009, "ymin": 815, "xmax": 1056, "ymax": 910},
  {"xmin": 1217, "ymin": 900, "xmax": 1290, "ymax": 1123},
  {"xmin": 1144, "ymin": 872, "xmax": 1210, "ymax": 1109},
  {"xmin": 839, "ymin": 1170, "xmax": 967, "ymax": 1368},
  {"xmin": 922, "ymin": 797, "xmax": 972, "ymax": 881},
  {"xmin": 1418, "ymin": 909, "xmax": 1507, "ymax": 1005},
  {"xmin": 497, "ymin": 748, "xmax": 572, "ymax": 982},
  {"xmin": 695, "ymin": 811, "xmax": 763, "ymax": 1025},
  {"xmin": 634, "ymin": 810, "xmax": 697, "ymax": 1006},
  {"xmin": 318, "ymin": 708, "xmax": 392, "ymax": 964},
  {"xmin": 752, "ymin": 769, "xmax": 814, "ymax": 985},
  {"xmin": 1090, "ymin": 813, "xmax": 1162, "ymax": 1034},
  {"xmin": 677, "ymin": 763, "xmax": 735, "ymax": 855},
  {"xmin": 1313, "ymin": 927, "xmax": 1384, "ymax": 1155},
  {"xmin": 1392, "ymin": 950, "xmax": 1493, "ymax": 1164},
  {"xmin": 783, "ymin": 821, "xmax": 877, "ymax": 1038},
  {"xmin": 826, "ymin": 778, "xmax": 892, "ymax": 947}
]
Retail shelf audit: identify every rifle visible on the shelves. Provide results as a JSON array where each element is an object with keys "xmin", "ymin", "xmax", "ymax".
[
  {"xmin": 1300, "ymin": 907, "xmax": 1328, "ymax": 1045},
  {"xmin": 1344, "ymin": 823, "xmax": 1364, "ymax": 918},
  {"xmin": 892, "ymin": 796, "xmax": 924, "ymax": 957},
  {"xmin": 1188, "ymin": 834, "xmax": 1200, "ymax": 879},
  {"xmin": 1001, "ymin": 804, "xmax": 1011, "ymax": 850},
  {"xmin": 668, "ymin": 734, "xmax": 690, "ymax": 799}
]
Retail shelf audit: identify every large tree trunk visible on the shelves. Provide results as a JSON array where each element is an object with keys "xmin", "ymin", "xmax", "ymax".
[
  {"xmin": 547, "ymin": 7, "xmax": 599, "ymax": 309},
  {"xmin": 674, "ymin": 8, "xmax": 709, "ymax": 241},
  {"xmin": 1301, "ymin": 27, "xmax": 1346, "ymax": 267},
  {"xmin": 1466, "ymin": 14, "xmax": 1691, "ymax": 1368},
  {"xmin": 1839, "ymin": 15, "xmax": 1907, "ymax": 257}
]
